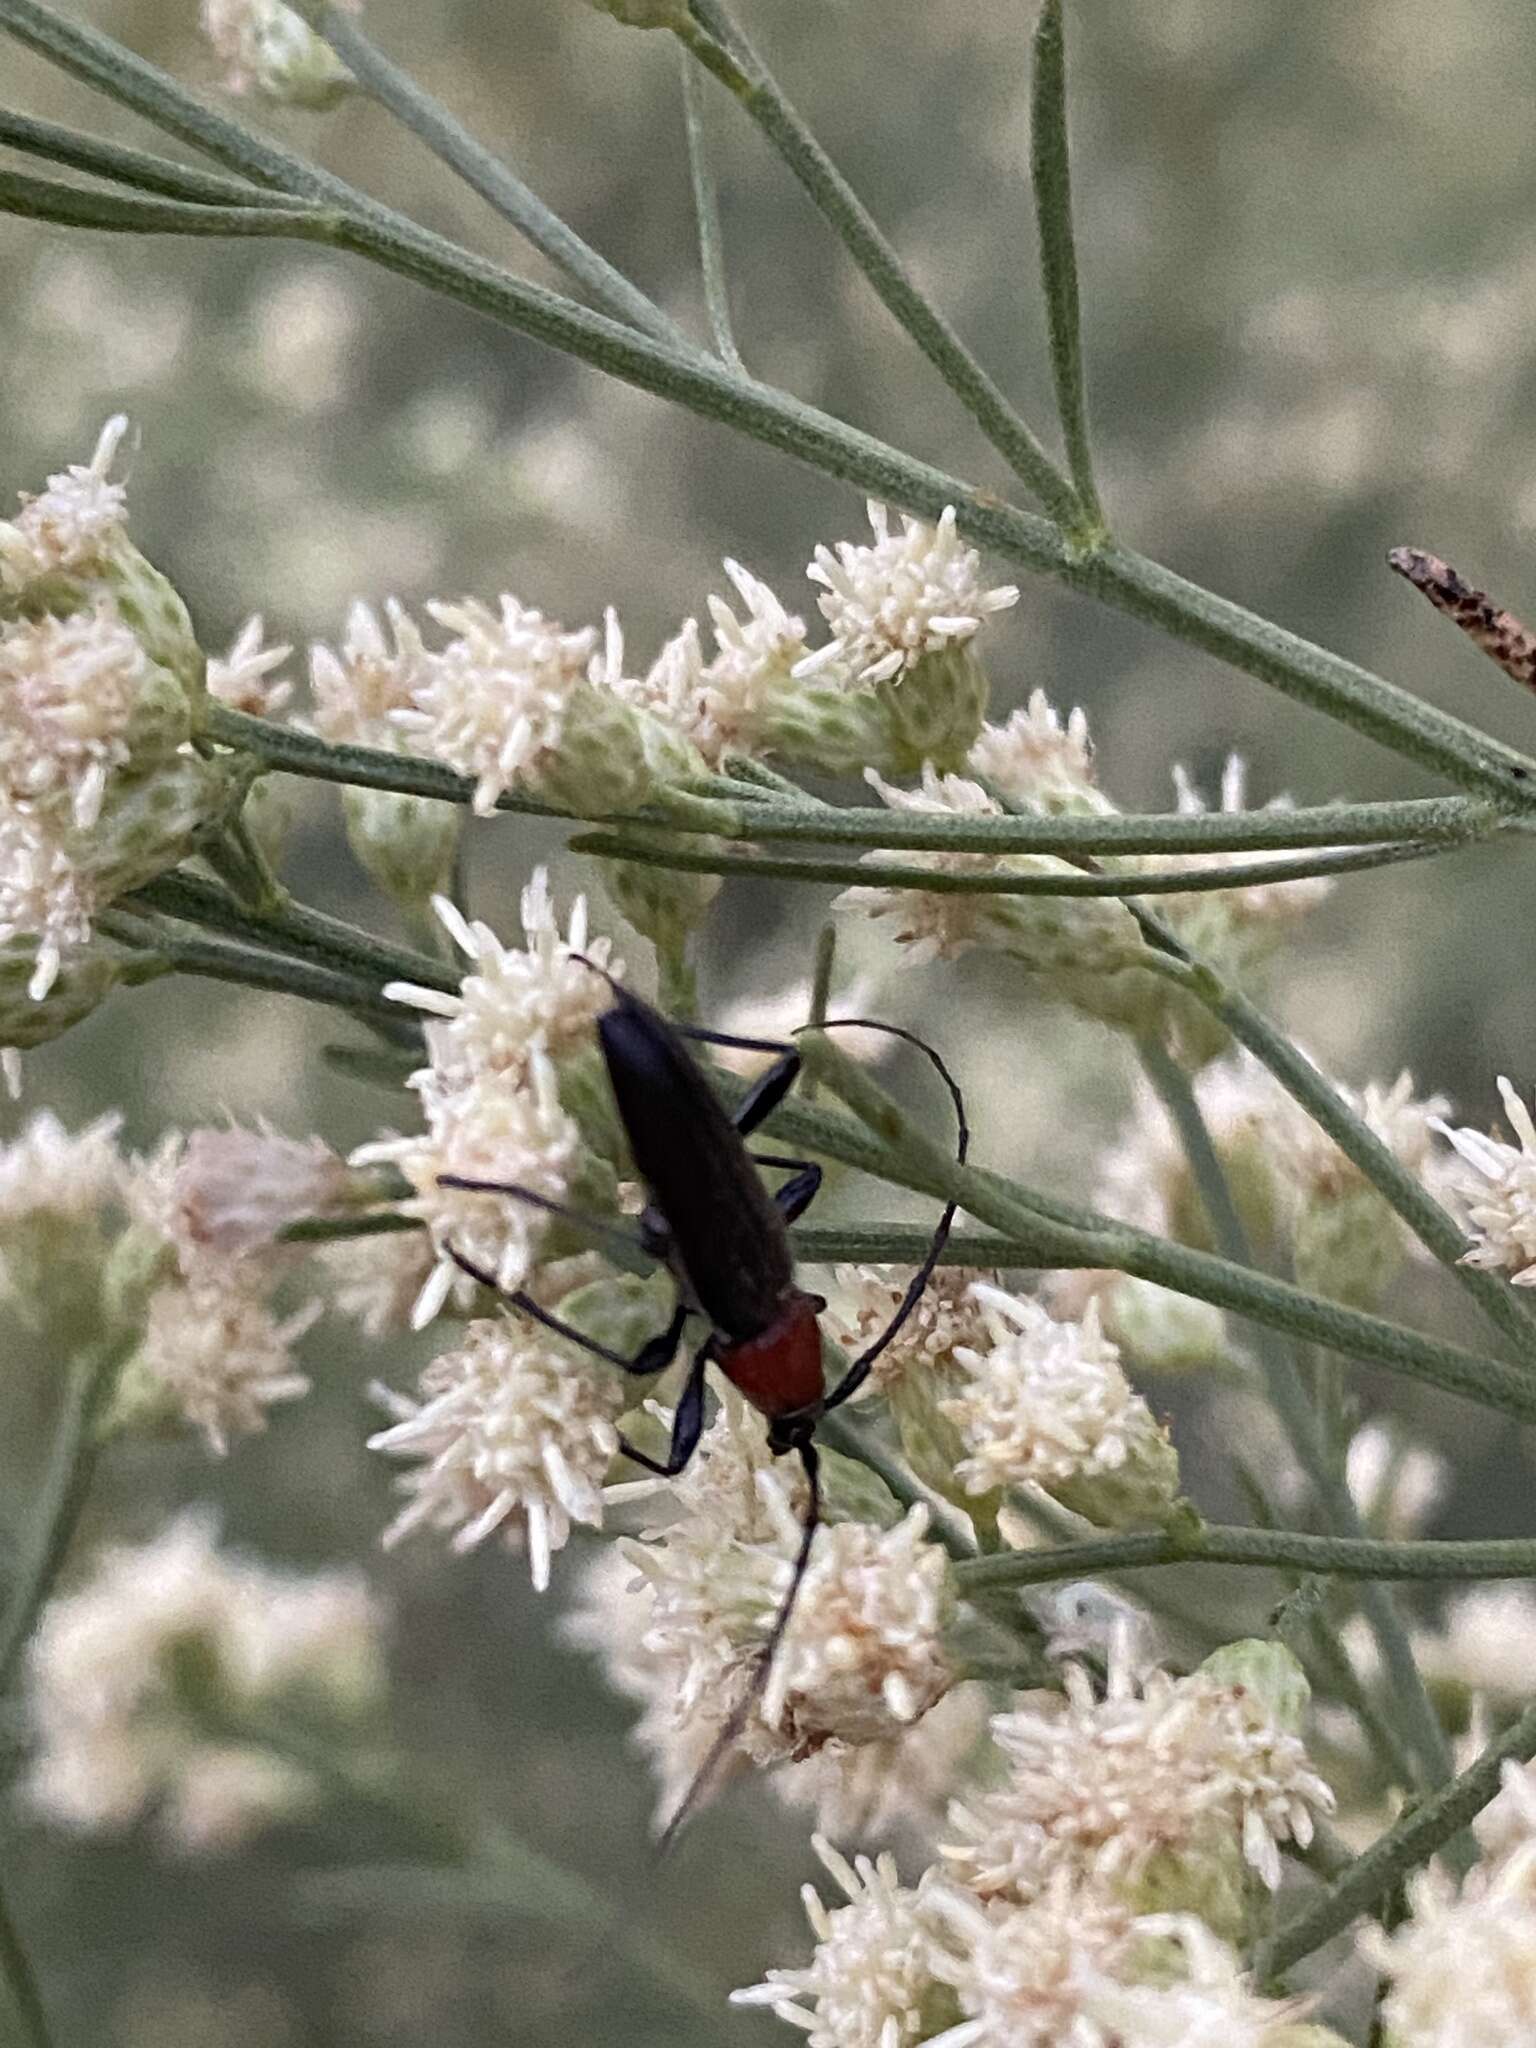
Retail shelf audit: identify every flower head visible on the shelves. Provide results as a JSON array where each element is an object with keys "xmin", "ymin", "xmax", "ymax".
[
  {"xmin": 309, "ymin": 598, "xmax": 430, "ymax": 744},
  {"xmin": 968, "ymin": 693, "xmax": 1104, "ymax": 817},
  {"xmin": 199, "ymin": 0, "xmax": 356, "ymax": 106},
  {"xmin": 394, "ymin": 593, "xmax": 598, "ymax": 814},
  {"xmin": 942, "ymin": 1285, "xmax": 1180, "ymax": 1528},
  {"xmin": 0, "ymin": 415, "xmax": 129, "ymax": 588},
  {"xmin": 384, "ymin": 870, "xmax": 617, "ymax": 1093},
  {"xmin": 1432, "ymin": 1077, "xmax": 1536, "ymax": 1284},
  {"xmin": 352, "ymin": 1055, "xmax": 580, "ymax": 1325},
  {"xmin": 1364, "ymin": 1844, "xmax": 1536, "ymax": 2048},
  {"xmin": 943, "ymin": 1637, "xmax": 1332, "ymax": 1924},
  {"xmin": 369, "ymin": 1311, "xmax": 627, "ymax": 1587},
  {"xmin": 207, "ymin": 615, "xmax": 293, "ymax": 717},
  {"xmin": 1158, "ymin": 758, "xmax": 1335, "ymax": 923},
  {"xmin": 0, "ymin": 796, "xmax": 97, "ymax": 999},
  {"xmin": 732, "ymin": 1835, "xmax": 952, "ymax": 2048},
  {"xmin": 0, "ymin": 603, "xmax": 159, "ymax": 830},
  {"xmin": 827, "ymin": 1265, "xmax": 999, "ymax": 1402},
  {"xmin": 0, "ymin": 1108, "xmax": 124, "ymax": 1332},
  {"xmin": 1415, "ymin": 1583, "xmax": 1536, "ymax": 1705},
  {"xmin": 24, "ymin": 1511, "xmax": 385, "ymax": 1850},
  {"xmin": 165, "ymin": 1125, "xmax": 355, "ymax": 1257},
  {"xmin": 797, "ymin": 503, "xmax": 1018, "ymax": 686}
]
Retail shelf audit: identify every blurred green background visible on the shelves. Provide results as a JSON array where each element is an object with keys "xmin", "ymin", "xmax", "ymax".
[{"xmin": 6, "ymin": 1, "xmax": 1536, "ymax": 2040}]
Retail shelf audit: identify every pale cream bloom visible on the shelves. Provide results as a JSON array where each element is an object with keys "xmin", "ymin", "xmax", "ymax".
[
  {"xmin": 0, "ymin": 795, "xmax": 96, "ymax": 998},
  {"xmin": 1365, "ymin": 1843, "xmax": 1536, "ymax": 2048},
  {"xmin": 1345, "ymin": 1422, "xmax": 1447, "ymax": 1539},
  {"xmin": 206, "ymin": 615, "xmax": 293, "ymax": 717},
  {"xmin": 24, "ymin": 1511, "xmax": 385, "ymax": 1850},
  {"xmin": 731, "ymin": 1835, "xmax": 947, "ymax": 2048},
  {"xmin": 132, "ymin": 1281, "xmax": 315, "ymax": 1455},
  {"xmin": 771, "ymin": 1684, "xmax": 996, "ymax": 1847},
  {"xmin": 383, "ymin": 870, "xmax": 617, "ymax": 1091},
  {"xmin": 351, "ymin": 1055, "xmax": 580, "ymax": 1325},
  {"xmin": 199, "ymin": 0, "xmax": 357, "ymax": 104},
  {"xmin": 309, "ymin": 597, "xmax": 430, "ymax": 744},
  {"xmin": 0, "ymin": 414, "xmax": 128, "ymax": 588},
  {"xmin": 394, "ymin": 593, "xmax": 598, "ymax": 814},
  {"xmin": 967, "ymin": 692, "xmax": 1103, "ymax": 815},
  {"xmin": 318, "ymin": 1224, "xmax": 446, "ymax": 1338},
  {"xmin": 941, "ymin": 1285, "xmax": 1179, "ymax": 1526},
  {"xmin": 1155, "ymin": 758, "xmax": 1336, "ymax": 922},
  {"xmin": 167, "ymin": 1125, "xmax": 353, "ymax": 1257},
  {"xmin": 368, "ymin": 1312, "xmax": 626, "ymax": 1588},
  {"xmin": 797, "ymin": 503, "xmax": 1018, "ymax": 685},
  {"xmin": 1432, "ymin": 1077, "xmax": 1536, "ymax": 1284},
  {"xmin": 827, "ymin": 1265, "xmax": 998, "ymax": 1402},
  {"xmin": 944, "ymin": 1642, "xmax": 1333, "ymax": 1905},
  {"xmin": 0, "ymin": 602, "xmax": 151, "ymax": 829},
  {"xmin": 1415, "ymin": 1584, "xmax": 1536, "ymax": 1705},
  {"xmin": 0, "ymin": 1107, "xmax": 123, "ymax": 1229}
]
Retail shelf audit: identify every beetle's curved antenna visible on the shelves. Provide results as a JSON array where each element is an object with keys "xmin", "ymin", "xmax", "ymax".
[
  {"xmin": 806, "ymin": 1017, "xmax": 970, "ymax": 1411},
  {"xmin": 657, "ymin": 1437, "xmax": 821, "ymax": 1853},
  {"xmin": 657, "ymin": 1019, "xmax": 968, "ymax": 1849}
]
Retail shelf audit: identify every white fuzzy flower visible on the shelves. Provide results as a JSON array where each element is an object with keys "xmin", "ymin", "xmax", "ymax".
[
  {"xmin": 199, "ymin": 0, "xmax": 357, "ymax": 105},
  {"xmin": 941, "ymin": 1285, "xmax": 1179, "ymax": 1527},
  {"xmin": 132, "ymin": 1280, "xmax": 316, "ymax": 1455},
  {"xmin": 207, "ymin": 614, "xmax": 292, "ymax": 717},
  {"xmin": 616, "ymin": 1412, "xmax": 953, "ymax": 1771},
  {"xmin": 309, "ymin": 597, "xmax": 430, "ymax": 744},
  {"xmin": 368, "ymin": 1312, "xmax": 626, "ymax": 1587},
  {"xmin": 0, "ymin": 603, "xmax": 151, "ymax": 829},
  {"xmin": 1365, "ymin": 1843, "xmax": 1536, "ymax": 2048},
  {"xmin": 0, "ymin": 1108, "xmax": 123, "ymax": 1229},
  {"xmin": 0, "ymin": 795, "xmax": 96, "ymax": 998},
  {"xmin": 1432, "ymin": 1077, "xmax": 1536, "ymax": 1283},
  {"xmin": 394, "ymin": 593, "xmax": 598, "ymax": 814},
  {"xmin": 771, "ymin": 1684, "xmax": 997, "ymax": 1847},
  {"xmin": 944, "ymin": 1640, "xmax": 1333, "ymax": 1906},
  {"xmin": 0, "ymin": 415, "xmax": 128, "ymax": 588},
  {"xmin": 731, "ymin": 1835, "xmax": 948, "ymax": 2048},
  {"xmin": 24, "ymin": 1511, "xmax": 385, "ymax": 1850},
  {"xmin": 383, "ymin": 869, "xmax": 617, "ymax": 1091},
  {"xmin": 967, "ymin": 692, "xmax": 1103, "ymax": 815},
  {"xmin": 1415, "ymin": 1584, "xmax": 1536, "ymax": 1705},
  {"xmin": 1345, "ymin": 1422, "xmax": 1447, "ymax": 1539},
  {"xmin": 166, "ymin": 1124, "xmax": 354, "ymax": 1256},
  {"xmin": 797, "ymin": 503, "xmax": 1018, "ymax": 685},
  {"xmin": 352, "ymin": 1054, "xmax": 580, "ymax": 1325},
  {"xmin": 319, "ymin": 1225, "xmax": 446, "ymax": 1337},
  {"xmin": 827, "ymin": 1265, "xmax": 999, "ymax": 1401}
]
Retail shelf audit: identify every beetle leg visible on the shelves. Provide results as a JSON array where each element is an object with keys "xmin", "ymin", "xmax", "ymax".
[
  {"xmin": 615, "ymin": 1341, "xmax": 709, "ymax": 1477},
  {"xmin": 731, "ymin": 1049, "xmax": 803, "ymax": 1136},
  {"xmin": 753, "ymin": 1156, "xmax": 822, "ymax": 1224},
  {"xmin": 444, "ymin": 1245, "xmax": 688, "ymax": 1376}
]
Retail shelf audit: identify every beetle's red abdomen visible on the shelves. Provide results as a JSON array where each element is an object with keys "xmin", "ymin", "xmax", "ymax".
[{"xmin": 715, "ymin": 1292, "xmax": 825, "ymax": 1421}]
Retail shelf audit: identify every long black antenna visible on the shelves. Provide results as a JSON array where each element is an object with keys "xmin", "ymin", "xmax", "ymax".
[{"xmin": 657, "ymin": 1440, "xmax": 821, "ymax": 1851}]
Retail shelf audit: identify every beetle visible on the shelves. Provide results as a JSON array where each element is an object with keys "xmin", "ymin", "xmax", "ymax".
[{"xmin": 439, "ymin": 963, "xmax": 967, "ymax": 1837}]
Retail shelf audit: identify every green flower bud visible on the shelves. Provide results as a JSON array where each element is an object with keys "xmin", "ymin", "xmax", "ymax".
[
  {"xmin": 533, "ymin": 679, "xmax": 660, "ymax": 817},
  {"xmin": 755, "ymin": 682, "xmax": 892, "ymax": 778},
  {"xmin": 1293, "ymin": 1183, "xmax": 1403, "ymax": 1310},
  {"xmin": 341, "ymin": 786, "xmax": 461, "ymax": 917},
  {"xmin": 84, "ymin": 752, "xmax": 246, "ymax": 902},
  {"xmin": 1199, "ymin": 1638, "xmax": 1312, "ymax": 1733},
  {"xmin": 100, "ymin": 537, "xmax": 204, "ymax": 701},
  {"xmin": 602, "ymin": 836, "xmax": 722, "ymax": 962},
  {"xmin": 874, "ymin": 643, "xmax": 989, "ymax": 775},
  {"xmin": 0, "ymin": 936, "xmax": 140, "ymax": 1050},
  {"xmin": 1096, "ymin": 1274, "xmax": 1231, "ymax": 1374}
]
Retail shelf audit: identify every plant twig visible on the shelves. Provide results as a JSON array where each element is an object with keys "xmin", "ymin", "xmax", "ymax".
[
  {"xmin": 680, "ymin": 46, "xmax": 742, "ymax": 368},
  {"xmin": 957, "ymin": 1524, "xmax": 1536, "ymax": 1590},
  {"xmin": 1030, "ymin": 0, "xmax": 1102, "ymax": 536}
]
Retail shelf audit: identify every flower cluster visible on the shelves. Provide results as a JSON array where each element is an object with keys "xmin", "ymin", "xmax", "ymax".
[
  {"xmin": 24, "ymin": 1513, "xmax": 386, "ymax": 1851},
  {"xmin": 1432, "ymin": 1076, "xmax": 1536, "ymax": 1284},
  {"xmin": 200, "ymin": 0, "xmax": 359, "ymax": 108}
]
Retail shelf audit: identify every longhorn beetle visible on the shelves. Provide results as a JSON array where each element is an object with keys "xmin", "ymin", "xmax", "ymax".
[{"xmin": 439, "ymin": 962, "xmax": 968, "ymax": 1840}]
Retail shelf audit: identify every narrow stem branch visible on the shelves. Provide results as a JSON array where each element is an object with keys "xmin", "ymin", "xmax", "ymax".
[
  {"xmin": 0, "ymin": 1871, "xmax": 52, "ymax": 2048},
  {"xmin": 1137, "ymin": 1037, "xmax": 1453, "ymax": 1789},
  {"xmin": 1259, "ymin": 1694, "xmax": 1536, "ymax": 1980},
  {"xmin": 958, "ymin": 1525, "xmax": 1536, "ymax": 1591},
  {"xmin": 571, "ymin": 828, "xmax": 1485, "ymax": 898},
  {"xmin": 1030, "ymin": 0, "xmax": 1102, "ymax": 534},
  {"xmin": 678, "ymin": 0, "xmax": 1081, "ymax": 522},
  {"xmin": 309, "ymin": 5, "xmax": 694, "ymax": 351},
  {"xmin": 680, "ymin": 46, "xmax": 742, "ymax": 368},
  {"xmin": 0, "ymin": 106, "xmax": 297, "ymax": 207}
]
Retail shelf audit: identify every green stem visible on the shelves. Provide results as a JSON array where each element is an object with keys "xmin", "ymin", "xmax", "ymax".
[
  {"xmin": 1259, "ymin": 1694, "xmax": 1536, "ymax": 1981},
  {"xmin": 1030, "ymin": 0, "xmax": 1102, "ymax": 536},
  {"xmin": 1137, "ymin": 1037, "xmax": 1453, "ymax": 1790},
  {"xmin": 1150, "ymin": 950, "xmax": 1536, "ymax": 1362},
  {"xmin": 0, "ymin": 1340, "xmax": 124, "ymax": 1701},
  {"xmin": 0, "ymin": 106, "xmax": 298, "ymax": 207},
  {"xmin": 816, "ymin": 1410, "xmax": 979, "ymax": 1564},
  {"xmin": 680, "ymin": 46, "xmax": 742, "ymax": 368},
  {"xmin": 570, "ymin": 828, "xmax": 1486, "ymax": 897},
  {"xmin": 957, "ymin": 1524, "xmax": 1536, "ymax": 1591},
  {"xmin": 308, "ymin": 5, "xmax": 694, "ymax": 352},
  {"xmin": 677, "ymin": 0, "xmax": 1081, "ymax": 523},
  {"xmin": 206, "ymin": 705, "xmax": 1504, "ymax": 855},
  {"xmin": 0, "ymin": 1869, "xmax": 52, "ymax": 2048}
]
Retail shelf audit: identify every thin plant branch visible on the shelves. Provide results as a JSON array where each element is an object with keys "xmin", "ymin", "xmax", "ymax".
[{"xmin": 679, "ymin": 43, "xmax": 741, "ymax": 368}]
